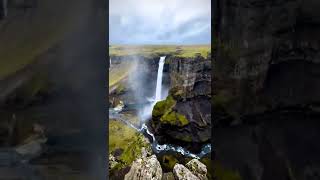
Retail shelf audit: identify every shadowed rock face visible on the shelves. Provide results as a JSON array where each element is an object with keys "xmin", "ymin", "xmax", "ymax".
[
  {"xmin": 213, "ymin": 0, "xmax": 320, "ymax": 121},
  {"xmin": 213, "ymin": 0, "xmax": 320, "ymax": 179},
  {"xmin": 150, "ymin": 55, "xmax": 211, "ymax": 151}
]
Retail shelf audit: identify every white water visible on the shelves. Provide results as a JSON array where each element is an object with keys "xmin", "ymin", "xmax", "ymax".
[
  {"xmin": 139, "ymin": 56, "xmax": 166, "ymax": 122},
  {"xmin": 109, "ymin": 58, "xmax": 112, "ymax": 68},
  {"xmin": 155, "ymin": 56, "xmax": 166, "ymax": 101},
  {"xmin": 109, "ymin": 108, "xmax": 211, "ymax": 159}
]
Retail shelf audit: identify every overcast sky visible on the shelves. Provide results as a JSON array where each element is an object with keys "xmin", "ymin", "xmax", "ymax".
[{"xmin": 109, "ymin": 0, "xmax": 211, "ymax": 45}]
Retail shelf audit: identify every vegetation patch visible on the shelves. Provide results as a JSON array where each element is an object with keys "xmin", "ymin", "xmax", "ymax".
[
  {"xmin": 109, "ymin": 61, "xmax": 135, "ymax": 88},
  {"xmin": 152, "ymin": 96, "xmax": 176, "ymax": 117},
  {"xmin": 109, "ymin": 45, "xmax": 211, "ymax": 58},
  {"xmin": 161, "ymin": 154, "xmax": 179, "ymax": 172},
  {"xmin": 160, "ymin": 111, "xmax": 189, "ymax": 127},
  {"xmin": 109, "ymin": 120, "xmax": 151, "ymax": 173}
]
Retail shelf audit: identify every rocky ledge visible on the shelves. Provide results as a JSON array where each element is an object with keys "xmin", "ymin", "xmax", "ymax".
[{"xmin": 124, "ymin": 155, "xmax": 209, "ymax": 180}]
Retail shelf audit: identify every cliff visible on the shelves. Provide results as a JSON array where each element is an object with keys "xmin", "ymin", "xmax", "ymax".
[
  {"xmin": 213, "ymin": 0, "xmax": 320, "ymax": 179},
  {"xmin": 151, "ymin": 54, "xmax": 212, "ymax": 152}
]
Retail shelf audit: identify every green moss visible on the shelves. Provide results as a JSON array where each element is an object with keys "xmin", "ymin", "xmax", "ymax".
[
  {"xmin": 213, "ymin": 162, "xmax": 242, "ymax": 180},
  {"xmin": 179, "ymin": 134, "xmax": 193, "ymax": 142},
  {"xmin": 160, "ymin": 111, "xmax": 189, "ymax": 127},
  {"xmin": 161, "ymin": 155, "xmax": 179, "ymax": 171},
  {"xmin": 109, "ymin": 120, "xmax": 151, "ymax": 173},
  {"xmin": 153, "ymin": 95, "xmax": 189, "ymax": 127},
  {"xmin": 152, "ymin": 96, "xmax": 176, "ymax": 117},
  {"xmin": 169, "ymin": 86, "xmax": 184, "ymax": 100}
]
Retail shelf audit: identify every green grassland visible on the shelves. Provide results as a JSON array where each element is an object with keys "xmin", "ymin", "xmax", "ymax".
[
  {"xmin": 109, "ymin": 119, "xmax": 151, "ymax": 171},
  {"xmin": 109, "ymin": 44, "xmax": 211, "ymax": 58},
  {"xmin": 109, "ymin": 61, "xmax": 135, "ymax": 88}
]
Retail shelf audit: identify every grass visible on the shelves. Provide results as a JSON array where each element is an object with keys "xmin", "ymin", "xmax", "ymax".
[
  {"xmin": 109, "ymin": 61, "xmax": 135, "ymax": 88},
  {"xmin": 109, "ymin": 44, "xmax": 211, "ymax": 58},
  {"xmin": 109, "ymin": 119, "xmax": 151, "ymax": 171}
]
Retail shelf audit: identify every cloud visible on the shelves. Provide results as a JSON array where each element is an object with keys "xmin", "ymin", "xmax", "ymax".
[{"xmin": 109, "ymin": 0, "xmax": 211, "ymax": 44}]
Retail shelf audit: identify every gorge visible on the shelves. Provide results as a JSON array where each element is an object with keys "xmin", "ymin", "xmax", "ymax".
[{"xmin": 108, "ymin": 46, "xmax": 212, "ymax": 179}]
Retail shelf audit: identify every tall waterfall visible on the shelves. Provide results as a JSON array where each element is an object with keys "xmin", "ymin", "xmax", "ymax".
[{"xmin": 155, "ymin": 56, "xmax": 166, "ymax": 101}]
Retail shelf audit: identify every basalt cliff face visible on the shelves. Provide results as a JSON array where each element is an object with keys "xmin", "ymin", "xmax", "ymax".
[
  {"xmin": 151, "ymin": 54, "xmax": 211, "ymax": 151},
  {"xmin": 213, "ymin": 0, "xmax": 320, "ymax": 179},
  {"xmin": 213, "ymin": 0, "xmax": 320, "ymax": 122}
]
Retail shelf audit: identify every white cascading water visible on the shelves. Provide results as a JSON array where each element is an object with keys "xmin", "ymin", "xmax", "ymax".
[
  {"xmin": 139, "ymin": 56, "xmax": 166, "ymax": 122},
  {"xmin": 155, "ymin": 56, "xmax": 166, "ymax": 101},
  {"xmin": 109, "ymin": 58, "xmax": 112, "ymax": 68}
]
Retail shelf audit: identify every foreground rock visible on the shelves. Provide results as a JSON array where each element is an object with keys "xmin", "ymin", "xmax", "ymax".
[
  {"xmin": 173, "ymin": 163, "xmax": 200, "ymax": 180},
  {"xmin": 124, "ymin": 155, "xmax": 162, "ymax": 180},
  {"xmin": 162, "ymin": 172, "xmax": 175, "ymax": 180},
  {"xmin": 186, "ymin": 159, "xmax": 208, "ymax": 180}
]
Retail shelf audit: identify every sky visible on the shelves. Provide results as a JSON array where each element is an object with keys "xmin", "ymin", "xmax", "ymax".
[{"xmin": 109, "ymin": 0, "xmax": 211, "ymax": 45}]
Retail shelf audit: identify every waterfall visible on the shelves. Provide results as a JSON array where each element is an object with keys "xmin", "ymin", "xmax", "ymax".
[
  {"xmin": 109, "ymin": 58, "xmax": 112, "ymax": 68},
  {"xmin": 155, "ymin": 56, "xmax": 166, "ymax": 101}
]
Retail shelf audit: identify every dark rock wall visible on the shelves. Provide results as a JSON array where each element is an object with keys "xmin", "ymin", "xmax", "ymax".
[
  {"xmin": 214, "ymin": 0, "xmax": 320, "ymax": 121},
  {"xmin": 213, "ymin": 0, "xmax": 320, "ymax": 180},
  {"xmin": 150, "ymin": 55, "xmax": 212, "ymax": 152}
]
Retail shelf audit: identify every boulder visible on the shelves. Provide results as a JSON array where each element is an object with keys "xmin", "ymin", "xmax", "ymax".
[
  {"xmin": 186, "ymin": 159, "xmax": 208, "ymax": 180},
  {"xmin": 173, "ymin": 163, "xmax": 200, "ymax": 180},
  {"xmin": 124, "ymin": 155, "xmax": 162, "ymax": 180},
  {"xmin": 109, "ymin": 154, "xmax": 118, "ymax": 170},
  {"xmin": 162, "ymin": 172, "xmax": 175, "ymax": 180}
]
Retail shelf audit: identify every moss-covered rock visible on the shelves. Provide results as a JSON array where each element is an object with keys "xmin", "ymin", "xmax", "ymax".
[
  {"xmin": 152, "ymin": 95, "xmax": 176, "ymax": 118},
  {"xmin": 160, "ymin": 111, "xmax": 189, "ymax": 127},
  {"xmin": 152, "ymin": 95, "xmax": 189, "ymax": 127},
  {"xmin": 109, "ymin": 120, "xmax": 151, "ymax": 174},
  {"xmin": 169, "ymin": 86, "xmax": 184, "ymax": 101}
]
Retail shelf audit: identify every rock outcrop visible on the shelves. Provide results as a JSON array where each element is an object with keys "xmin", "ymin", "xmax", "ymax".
[
  {"xmin": 150, "ymin": 55, "xmax": 211, "ymax": 151},
  {"xmin": 162, "ymin": 172, "xmax": 175, "ymax": 180},
  {"xmin": 124, "ymin": 155, "xmax": 162, "ymax": 180},
  {"xmin": 213, "ymin": 0, "xmax": 320, "ymax": 180},
  {"xmin": 185, "ymin": 159, "xmax": 208, "ymax": 180},
  {"xmin": 173, "ymin": 163, "xmax": 200, "ymax": 180}
]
